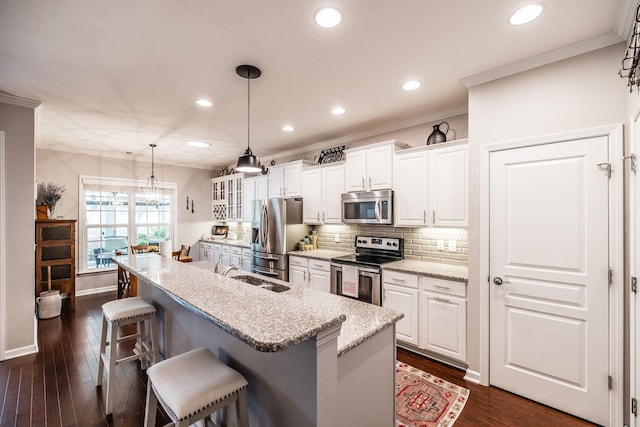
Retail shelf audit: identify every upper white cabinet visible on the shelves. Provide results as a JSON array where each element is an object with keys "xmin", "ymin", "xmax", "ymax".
[
  {"xmin": 394, "ymin": 148, "xmax": 429, "ymax": 226},
  {"xmin": 302, "ymin": 163, "xmax": 345, "ymax": 225},
  {"xmin": 225, "ymin": 173, "xmax": 244, "ymax": 222},
  {"xmin": 243, "ymin": 175, "xmax": 269, "ymax": 222},
  {"xmin": 344, "ymin": 140, "xmax": 407, "ymax": 192},
  {"xmin": 211, "ymin": 176, "xmax": 227, "ymax": 222},
  {"xmin": 268, "ymin": 160, "xmax": 313, "ymax": 198},
  {"xmin": 394, "ymin": 140, "xmax": 468, "ymax": 227},
  {"xmin": 429, "ymin": 142, "xmax": 468, "ymax": 227}
]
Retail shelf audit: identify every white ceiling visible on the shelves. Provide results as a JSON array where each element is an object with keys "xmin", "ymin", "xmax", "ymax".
[{"xmin": 0, "ymin": 0, "xmax": 633, "ymax": 170}]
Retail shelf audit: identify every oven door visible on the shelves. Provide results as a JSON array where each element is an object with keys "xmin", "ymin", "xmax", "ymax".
[{"xmin": 330, "ymin": 264, "xmax": 382, "ymax": 305}]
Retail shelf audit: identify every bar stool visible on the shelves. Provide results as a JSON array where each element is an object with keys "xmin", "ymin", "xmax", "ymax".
[
  {"xmin": 144, "ymin": 347, "xmax": 249, "ymax": 427},
  {"xmin": 96, "ymin": 297, "xmax": 159, "ymax": 415}
]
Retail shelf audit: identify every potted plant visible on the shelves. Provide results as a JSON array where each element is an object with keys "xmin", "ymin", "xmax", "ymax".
[{"xmin": 37, "ymin": 182, "xmax": 66, "ymax": 219}]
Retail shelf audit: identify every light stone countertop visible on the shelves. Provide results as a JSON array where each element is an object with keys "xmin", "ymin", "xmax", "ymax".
[
  {"xmin": 200, "ymin": 238, "xmax": 251, "ymax": 248},
  {"xmin": 287, "ymin": 249, "xmax": 353, "ymax": 261},
  {"xmin": 113, "ymin": 254, "xmax": 402, "ymax": 356},
  {"xmin": 382, "ymin": 260, "xmax": 468, "ymax": 283}
]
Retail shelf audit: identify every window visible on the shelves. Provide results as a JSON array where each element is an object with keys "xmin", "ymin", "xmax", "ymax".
[{"xmin": 79, "ymin": 176, "xmax": 177, "ymax": 273}]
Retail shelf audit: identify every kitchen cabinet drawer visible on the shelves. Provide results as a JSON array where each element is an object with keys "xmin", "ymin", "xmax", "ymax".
[
  {"xmin": 308, "ymin": 259, "xmax": 330, "ymax": 272},
  {"xmin": 221, "ymin": 245, "xmax": 230, "ymax": 253},
  {"xmin": 201, "ymin": 241, "xmax": 214, "ymax": 250},
  {"xmin": 229, "ymin": 246, "xmax": 243, "ymax": 256},
  {"xmin": 421, "ymin": 277, "xmax": 466, "ymax": 297},
  {"xmin": 383, "ymin": 270, "xmax": 419, "ymax": 289},
  {"xmin": 289, "ymin": 256, "xmax": 307, "ymax": 267}
]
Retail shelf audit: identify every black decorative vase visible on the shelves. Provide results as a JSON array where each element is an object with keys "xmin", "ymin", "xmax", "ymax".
[{"xmin": 426, "ymin": 121, "xmax": 449, "ymax": 145}]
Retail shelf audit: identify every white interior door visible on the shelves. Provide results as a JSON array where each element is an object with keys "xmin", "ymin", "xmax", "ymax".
[{"xmin": 489, "ymin": 136, "xmax": 610, "ymax": 426}]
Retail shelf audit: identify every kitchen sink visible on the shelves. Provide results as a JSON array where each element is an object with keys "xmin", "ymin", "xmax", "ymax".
[{"xmin": 232, "ymin": 275, "xmax": 290, "ymax": 293}]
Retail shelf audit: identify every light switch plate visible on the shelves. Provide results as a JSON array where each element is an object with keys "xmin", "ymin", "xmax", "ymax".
[
  {"xmin": 448, "ymin": 239, "xmax": 457, "ymax": 252},
  {"xmin": 437, "ymin": 239, "xmax": 445, "ymax": 250},
  {"xmin": 334, "ymin": 233, "xmax": 340, "ymax": 242}
]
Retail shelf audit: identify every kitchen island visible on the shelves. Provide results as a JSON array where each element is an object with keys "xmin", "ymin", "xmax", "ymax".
[{"xmin": 112, "ymin": 253, "xmax": 402, "ymax": 427}]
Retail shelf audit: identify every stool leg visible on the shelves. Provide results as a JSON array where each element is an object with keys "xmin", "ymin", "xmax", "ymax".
[
  {"xmin": 105, "ymin": 319, "xmax": 119, "ymax": 415},
  {"xmin": 149, "ymin": 313, "xmax": 160, "ymax": 366},
  {"xmin": 138, "ymin": 319, "xmax": 147, "ymax": 369},
  {"xmin": 237, "ymin": 388, "xmax": 249, "ymax": 427},
  {"xmin": 143, "ymin": 378, "xmax": 157, "ymax": 427},
  {"xmin": 96, "ymin": 315, "xmax": 108, "ymax": 387}
]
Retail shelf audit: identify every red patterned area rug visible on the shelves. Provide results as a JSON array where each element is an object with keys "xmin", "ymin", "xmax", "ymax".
[{"xmin": 396, "ymin": 361, "xmax": 469, "ymax": 427}]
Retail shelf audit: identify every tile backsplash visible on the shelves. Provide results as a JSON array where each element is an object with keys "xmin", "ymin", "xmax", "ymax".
[
  {"xmin": 313, "ymin": 224, "xmax": 468, "ymax": 266},
  {"xmin": 225, "ymin": 223, "xmax": 468, "ymax": 266}
]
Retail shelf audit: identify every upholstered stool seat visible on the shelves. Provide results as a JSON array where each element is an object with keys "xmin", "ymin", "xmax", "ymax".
[
  {"xmin": 96, "ymin": 297, "xmax": 159, "ymax": 415},
  {"xmin": 144, "ymin": 347, "xmax": 249, "ymax": 427}
]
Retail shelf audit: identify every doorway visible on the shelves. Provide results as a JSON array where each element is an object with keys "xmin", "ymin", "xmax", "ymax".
[{"xmin": 480, "ymin": 125, "xmax": 624, "ymax": 426}]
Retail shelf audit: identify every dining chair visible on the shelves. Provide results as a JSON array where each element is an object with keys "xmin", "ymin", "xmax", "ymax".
[{"xmin": 171, "ymin": 250, "xmax": 181, "ymax": 260}]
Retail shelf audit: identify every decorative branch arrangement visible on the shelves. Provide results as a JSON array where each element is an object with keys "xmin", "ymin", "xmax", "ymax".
[
  {"xmin": 37, "ymin": 182, "xmax": 66, "ymax": 215},
  {"xmin": 619, "ymin": 3, "xmax": 640, "ymax": 92}
]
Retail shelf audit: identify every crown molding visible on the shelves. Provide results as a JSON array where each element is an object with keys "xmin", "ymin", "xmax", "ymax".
[
  {"xmin": 615, "ymin": 0, "xmax": 638, "ymax": 39},
  {"xmin": 0, "ymin": 92, "xmax": 40, "ymax": 109},
  {"xmin": 266, "ymin": 105, "xmax": 468, "ymax": 162},
  {"xmin": 461, "ymin": 31, "xmax": 626, "ymax": 89}
]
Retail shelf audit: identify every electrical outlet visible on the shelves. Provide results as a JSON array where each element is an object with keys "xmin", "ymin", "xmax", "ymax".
[
  {"xmin": 334, "ymin": 233, "xmax": 340, "ymax": 243},
  {"xmin": 448, "ymin": 239, "xmax": 457, "ymax": 252},
  {"xmin": 437, "ymin": 239, "xmax": 445, "ymax": 250}
]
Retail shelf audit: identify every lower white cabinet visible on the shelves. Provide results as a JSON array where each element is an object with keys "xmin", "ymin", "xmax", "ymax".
[
  {"xmin": 241, "ymin": 248, "xmax": 252, "ymax": 272},
  {"xmin": 383, "ymin": 269, "xmax": 467, "ymax": 363},
  {"xmin": 382, "ymin": 271, "xmax": 420, "ymax": 346},
  {"xmin": 289, "ymin": 256, "xmax": 331, "ymax": 292},
  {"xmin": 229, "ymin": 246, "xmax": 242, "ymax": 268},
  {"xmin": 200, "ymin": 242, "xmax": 216, "ymax": 262}
]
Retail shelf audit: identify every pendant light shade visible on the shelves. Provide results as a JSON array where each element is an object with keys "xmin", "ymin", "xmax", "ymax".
[
  {"xmin": 236, "ymin": 64, "xmax": 262, "ymax": 173},
  {"xmin": 143, "ymin": 143, "xmax": 162, "ymax": 206}
]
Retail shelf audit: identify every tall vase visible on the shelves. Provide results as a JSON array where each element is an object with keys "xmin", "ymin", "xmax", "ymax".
[
  {"xmin": 426, "ymin": 121, "xmax": 449, "ymax": 145},
  {"xmin": 48, "ymin": 205, "xmax": 56, "ymax": 219}
]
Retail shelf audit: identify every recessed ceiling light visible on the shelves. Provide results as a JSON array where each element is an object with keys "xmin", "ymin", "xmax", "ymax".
[
  {"xmin": 509, "ymin": 4, "xmax": 543, "ymax": 25},
  {"xmin": 282, "ymin": 125, "xmax": 294, "ymax": 132},
  {"xmin": 331, "ymin": 106, "xmax": 346, "ymax": 115},
  {"xmin": 314, "ymin": 7, "xmax": 342, "ymax": 28},
  {"xmin": 195, "ymin": 99, "xmax": 213, "ymax": 107},
  {"xmin": 402, "ymin": 80, "xmax": 421, "ymax": 91},
  {"xmin": 186, "ymin": 140, "xmax": 210, "ymax": 148}
]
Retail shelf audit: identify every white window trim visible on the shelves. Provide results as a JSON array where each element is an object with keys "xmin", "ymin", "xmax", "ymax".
[{"xmin": 78, "ymin": 175, "xmax": 178, "ymax": 274}]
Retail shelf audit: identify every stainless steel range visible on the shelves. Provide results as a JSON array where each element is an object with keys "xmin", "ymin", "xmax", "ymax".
[{"xmin": 330, "ymin": 236, "xmax": 403, "ymax": 305}]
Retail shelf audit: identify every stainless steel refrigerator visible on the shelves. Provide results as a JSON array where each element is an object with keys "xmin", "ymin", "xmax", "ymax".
[{"xmin": 251, "ymin": 198, "xmax": 309, "ymax": 281}]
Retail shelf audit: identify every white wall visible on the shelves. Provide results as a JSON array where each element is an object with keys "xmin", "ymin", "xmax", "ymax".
[
  {"xmin": 36, "ymin": 149, "xmax": 216, "ymax": 293},
  {"xmin": 467, "ymin": 44, "xmax": 627, "ymax": 380},
  {"xmin": 0, "ymin": 97, "xmax": 38, "ymax": 360}
]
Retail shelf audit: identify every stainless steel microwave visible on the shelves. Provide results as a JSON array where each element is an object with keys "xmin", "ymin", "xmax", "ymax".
[{"xmin": 341, "ymin": 190, "xmax": 393, "ymax": 225}]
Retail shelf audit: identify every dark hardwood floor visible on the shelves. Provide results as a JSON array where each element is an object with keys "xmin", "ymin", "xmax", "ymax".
[{"xmin": 0, "ymin": 292, "xmax": 599, "ymax": 426}]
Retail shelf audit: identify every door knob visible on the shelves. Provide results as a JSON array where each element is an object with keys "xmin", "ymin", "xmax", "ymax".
[{"xmin": 493, "ymin": 277, "xmax": 506, "ymax": 285}]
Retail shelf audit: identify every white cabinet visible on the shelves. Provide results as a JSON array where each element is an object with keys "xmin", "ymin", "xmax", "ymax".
[
  {"xmin": 200, "ymin": 241, "xmax": 216, "ymax": 262},
  {"xmin": 211, "ymin": 176, "xmax": 227, "ymax": 222},
  {"xmin": 288, "ymin": 256, "xmax": 331, "ymax": 292},
  {"xmin": 393, "ymin": 140, "xmax": 468, "ymax": 227},
  {"xmin": 225, "ymin": 173, "xmax": 244, "ymax": 222},
  {"xmin": 382, "ymin": 271, "xmax": 420, "ymax": 346},
  {"xmin": 302, "ymin": 163, "xmax": 345, "ymax": 225},
  {"xmin": 243, "ymin": 175, "xmax": 269, "ymax": 222},
  {"xmin": 229, "ymin": 246, "xmax": 243, "ymax": 268},
  {"xmin": 419, "ymin": 277, "xmax": 467, "ymax": 362},
  {"xmin": 241, "ymin": 248, "xmax": 252, "ymax": 272},
  {"xmin": 268, "ymin": 160, "xmax": 313, "ymax": 198},
  {"xmin": 394, "ymin": 148, "xmax": 429, "ymax": 226},
  {"xmin": 428, "ymin": 143, "xmax": 468, "ymax": 227},
  {"xmin": 344, "ymin": 140, "xmax": 406, "ymax": 192}
]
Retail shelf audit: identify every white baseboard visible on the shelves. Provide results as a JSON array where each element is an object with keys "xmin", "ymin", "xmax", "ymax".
[
  {"xmin": 464, "ymin": 368, "xmax": 481, "ymax": 384},
  {"xmin": 76, "ymin": 285, "xmax": 117, "ymax": 297},
  {"xmin": 2, "ymin": 342, "xmax": 38, "ymax": 360}
]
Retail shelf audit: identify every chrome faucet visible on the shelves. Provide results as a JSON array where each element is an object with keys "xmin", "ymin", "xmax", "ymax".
[{"xmin": 221, "ymin": 265, "xmax": 239, "ymax": 276}]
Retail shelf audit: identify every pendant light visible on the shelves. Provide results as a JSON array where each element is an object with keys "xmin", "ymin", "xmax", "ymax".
[
  {"xmin": 143, "ymin": 143, "xmax": 161, "ymax": 206},
  {"xmin": 235, "ymin": 64, "xmax": 262, "ymax": 173}
]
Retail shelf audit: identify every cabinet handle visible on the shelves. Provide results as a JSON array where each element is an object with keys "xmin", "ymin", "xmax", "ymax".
[
  {"xmin": 432, "ymin": 210, "xmax": 436, "ymax": 223},
  {"xmin": 369, "ymin": 177, "xmax": 372, "ymax": 188},
  {"xmin": 361, "ymin": 177, "xmax": 365, "ymax": 189},
  {"xmin": 303, "ymin": 270, "xmax": 307, "ymax": 282},
  {"xmin": 434, "ymin": 285, "xmax": 451, "ymax": 290},
  {"xmin": 317, "ymin": 212, "xmax": 320, "ymax": 221},
  {"xmin": 322, "ymin": 212, "xmax": 325, "ymax": 222},
  {"xmin": 433, "ymin": 297, "xmax": 451, "ymax": 304},
  {"xmin": 423, "ymin": 210, "xmax": 427, "ymax": 224},
  {"xmin": 392, "ymin": 277, "xmax": 405, "ymax": 283}
]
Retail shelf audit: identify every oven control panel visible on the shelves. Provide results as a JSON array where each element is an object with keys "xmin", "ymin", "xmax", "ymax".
[{"xmin": 354, "ymin": 236, "xmax": 401, "ymax": 251}]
